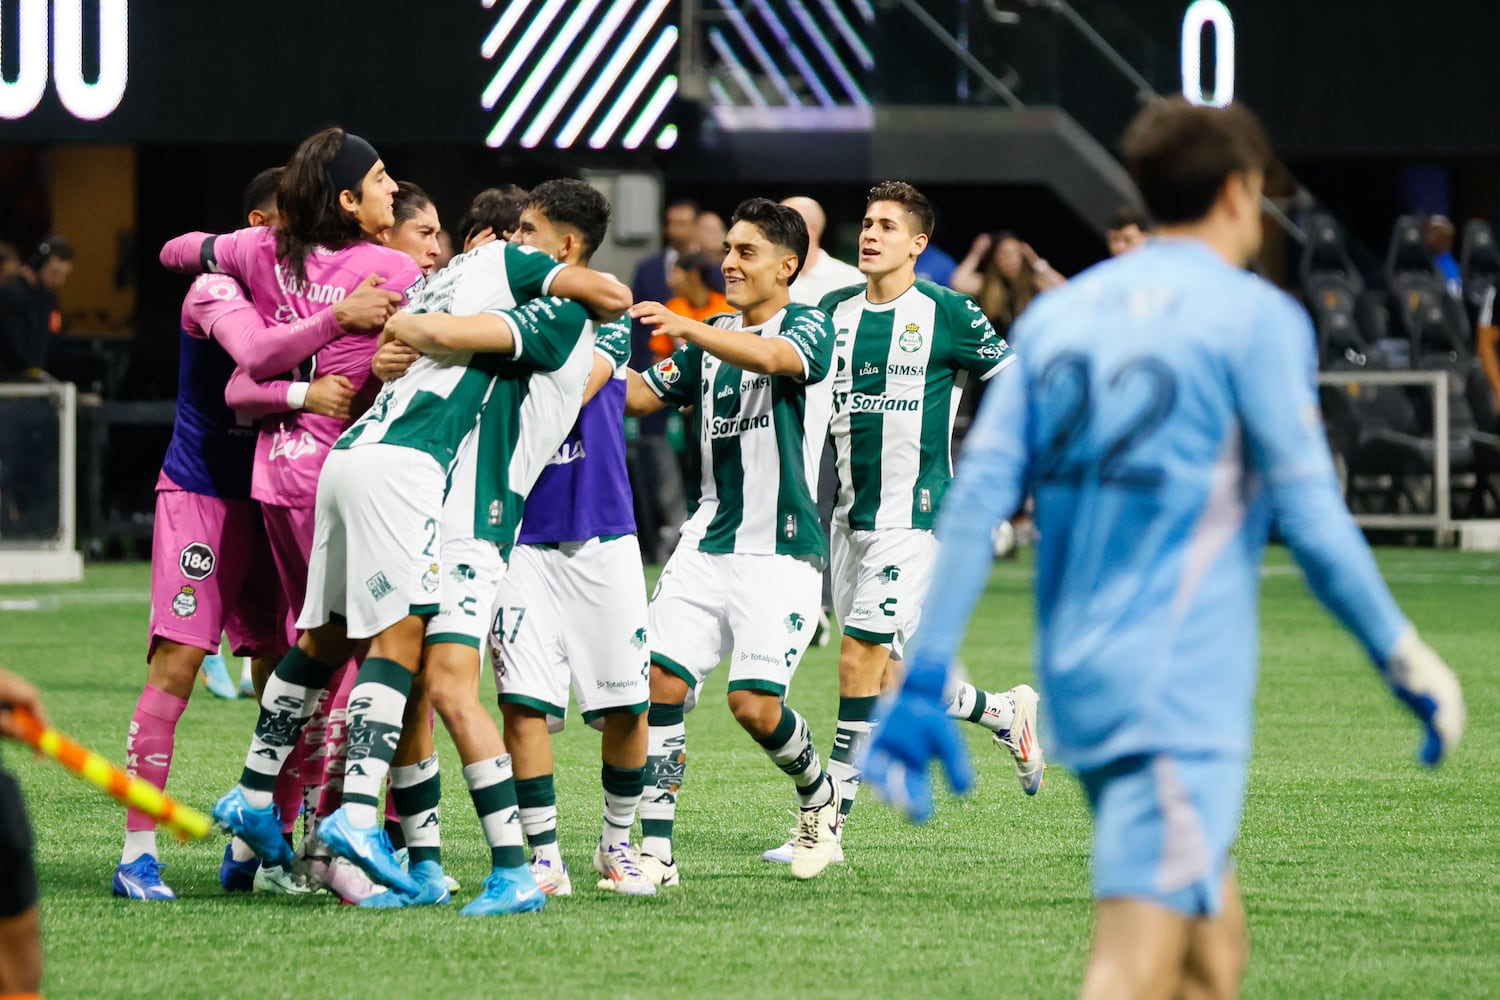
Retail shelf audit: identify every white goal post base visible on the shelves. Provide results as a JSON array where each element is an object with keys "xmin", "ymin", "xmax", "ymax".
[{"xmin": 0, "ymin": 549, "xmax": 84, "ymax": 584}]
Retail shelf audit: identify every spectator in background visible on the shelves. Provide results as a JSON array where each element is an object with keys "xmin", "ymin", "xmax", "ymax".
[
  {"xmin": 1106, "ymin": 204, "xmax": 1151, "ymax": 256},
  {"xmin": 951, "ymin": 230, "xmax": 1065, "ymax": 335},
  {"xmin": 696, "ymin": 211, "xmax": 727, "ymax": 262},
  {"xmin": 782, "ymin": 195, "xmax": 862, "ymax": 305},
  {"xmin": 0, "ymin": 235, "xmax": 74, "ymax": 382},
  {"xmin": 632, "ymin": 198, "xmax": 699, "ymax": 310},
  {"xmin": 1426, "ymin": 215, "xmax": 1462, "ymax": 296},
  {"xmin": 0, "ymin": 243, "xmax": 19, "ymax": 281}
]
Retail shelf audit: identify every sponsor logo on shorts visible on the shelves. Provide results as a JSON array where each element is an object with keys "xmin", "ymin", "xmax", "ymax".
[
  {"xmin": 596, "ymin": 678, "xmax": 639, "ymax": 691},
  {"xmin": 450, "ymin": 563, "xmax": 476, "ymax": 582},
  {"xmin": 171, "ymin": 586, "xmax": 197, "ymax": 618},
  {"xmin": 880, "ymin": 564, "xmax": 901, "ymax": 583},
  {"xmin": 629, "ymin": 627, "xmax": 648, "ymax": 650},
  {"xmin": 739, "ymin": 650, "xmax": 781, "ymax": 667},
  {"xmin": 366, "ymin": 572, "xmax": 395, "ymax": 601},
  {"xmin": 421, "ymin": 564, "xmax": 441, "ymax": 594},
  {"xmin": 898, "ymin": 323, "xmax": 923, "ymax": 353},
  {"xmin": 783, "ymin": 612, "xmax": 806, "ymax": 634},
  {"xmin": 851, "ymin": 604, "xmax": 873, "ymax": 618},
  {"xmin": 179, "ymin": 542, "xmax": 216, "ymax": 581}
]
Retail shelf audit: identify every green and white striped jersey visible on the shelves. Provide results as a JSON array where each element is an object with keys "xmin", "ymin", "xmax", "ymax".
[
  {"xmin": 451, "ymin": 296, "xmax": 599, "ymax": 552},
  {"xmin": 644, "ymin": 302, "xmax": 835, "ymax": 560},
  {"xmin": 335, "ymin": 240, "xmax": 565, "ymax": 467},
  {"xmin": 822, "ymin": 278, "xmax": 1015, "ymax": 531}
]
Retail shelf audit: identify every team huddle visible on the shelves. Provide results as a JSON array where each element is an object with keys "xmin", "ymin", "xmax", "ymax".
[{"xmin": 115, "ymin": 126, "xmax": 1043, "ymax": 913}]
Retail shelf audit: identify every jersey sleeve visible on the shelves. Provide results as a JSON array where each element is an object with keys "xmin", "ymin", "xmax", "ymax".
[
  {"xmin": 184, "ymin": 274, "xmax": 342, "ymax": 380},
  {"xmin": 498, "ymin": 296, "xmax": 591, "ymax": 373},
  {"xmin": 643, "ymin": 341, "xmax": 702, "ymax": 408},
  {"xmin": 594, "ymin": 318, "xmax": 632, "ymax": 373},
  {"xmin": 905, "ymin": 359, "xmax": 1032, "ymax": 666},
  {"xmin": 1231, "ymin": 288, "xmax": 1408, "ymax": 663},
  {"xmin": 946, "ymin": 291, "xmax": 1016, "ymax": 380},
  {"xmin": 503, "ymin": 243, "xmax": 569, "ymax": 302},
  {"xmin": 779, "ymin": 304, "xmax": 835, "ymax": 383}
]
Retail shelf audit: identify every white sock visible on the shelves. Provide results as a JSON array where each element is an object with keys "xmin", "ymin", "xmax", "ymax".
[{"xmin": 121, "ymin": 830, "xmax": 156, "ymax": 864}]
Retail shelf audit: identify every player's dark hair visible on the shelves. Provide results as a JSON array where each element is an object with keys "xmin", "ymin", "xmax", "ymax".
[
  {"xmin": 526, "ymin": 179, "xmax": 611, "ymax": 262},
  {"xmin": 274, "ymin": 127, "xmax": 372, "ymax": 285},
  {"xmin": 1107, "ymin": 204, "xmax": 1150, "ymax": 233},
  {"xmin": 673, "ymin": 251, "xmax": 717, "ymax": 285},
  {"xmin": 242, "ymin": 167, "xmax": 285, "ymax": 219},
  {"xmin": 392, "ymin": 181, "xmax": 434, "ymax": 230},
  {"xmin": 866, "ymin": 181, "xmax": 935, "ymax": 239},
  {"xmin": 1120, "ymin": 97, "xmax": 1272, "ymax": 226},
  {"xmin": 458, "ymin": 185, "xmax": 528, "ymax": 243},
  {"xmin": 28, "ymin": 234, "xmax": 74, "ymax": 270},
  {"xmin": 730, "ymin": 198, "xmax": 809, "ymax": 283}
]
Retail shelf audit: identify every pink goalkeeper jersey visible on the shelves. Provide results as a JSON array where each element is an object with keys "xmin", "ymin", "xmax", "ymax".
[{"xmin": 162, "ymin": 227, "xmax": 424, "ymax": 507}]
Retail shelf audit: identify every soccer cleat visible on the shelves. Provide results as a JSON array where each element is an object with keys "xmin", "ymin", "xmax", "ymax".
[
  {"xmin": 317, "ymin": 806, "xmax": 418, "ymax": 895},
  {"xmin": 636, "ymin": 853, "xmax": 680, "ymax": 888},
  {"xmin": 996, "ymin": 684, "xmax": 1045, "ymax": 795},
  {"xmin": 219, "ymin": 842, "xmax": 257, "ymax": 892},
  {"xmin": 593, "ymin": 843, "xmax": 657, "ymax": 896},
  {"xmin": 112, "ymin": 856, "xmax": 177, "ymax": 900},
  {"xmin": 254, "ymin": 863, "xmax": 313, "ymax": 895},
  {"xmin": 529, "ymin": 854, "xmax": 572, "ymax": 897},
  {"xmin": 459, "ymin": 865, "xmax": 547, "ymax": 916},
  {"xmin": 761, "ymin": 826, "xmax": 844, "ymax": 866},
  {"xmin": 212, "ymin": 788, "xmax": 294, "ymax": 869},
  {"xmin": 198, "ymin": 653, "xmax": 240, "ymax": 699},
  {"xmin": 791, "ymin": 778, "xmax": 843, "ymax": 880},
  {"xmin": 394, "ymin": 846, "xmax": 460, "ymax": 892},
  {"xmin": 359, "ymin": 860, "xmax": 450, "ymax": 908}
]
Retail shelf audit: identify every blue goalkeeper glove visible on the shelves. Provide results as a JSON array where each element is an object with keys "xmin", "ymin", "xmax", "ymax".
[
  {"xmin": 1381, "ymin": 628, "xmax": 1466, "ymax": 767},
  {"xmin": 860, "ymin": 652, "xmax": 974, "ymax": 823}
]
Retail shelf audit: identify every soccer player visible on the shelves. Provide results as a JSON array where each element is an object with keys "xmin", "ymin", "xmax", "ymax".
[
  {"xmin": 116, "ymin": 168, "xmax": 397, "ymax": 901},
  {"xmin": 212, "ymin": 182, "xmax": 628, "ymax": 917},
  {"xmin": 486, "ymin": 207, "xmax": 653, "ymax": 898},
  {"xmin": 762, "ymin": 182, "xmax": 1041, "ymax": 866},
  {"xmin": 381, "ymin": 181, "xmax": 443, "ymax": 275},
  {"xmin": 863, "ymin": 98, "xmax": 1466, "ymax": 1000},
  {"xmin": 622, "ymin": 198, "xmax": 841, "ymax": 884}
]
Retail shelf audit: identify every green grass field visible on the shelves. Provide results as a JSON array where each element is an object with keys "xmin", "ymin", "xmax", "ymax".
[{"xmin": 1, "ymin": 549, "xmax": 1496, "ymax": 999}]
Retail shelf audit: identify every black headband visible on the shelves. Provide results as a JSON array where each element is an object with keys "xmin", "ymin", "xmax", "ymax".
[{"xmin": 327, "ymin": 133, "xmax": 380, "ymax": 196}]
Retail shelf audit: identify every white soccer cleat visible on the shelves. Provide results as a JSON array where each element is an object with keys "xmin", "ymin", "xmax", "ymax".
[
  {"xmin": 761, "ymin": 824, "xmax": 844, "ymax": 866},
  {"xmin": 637, "ymin": 853, "xmax": 680, "ymax": 888},
  {"xmin": 253, "ymin": 863, "xmax": 313, "ymax": 895},
  {"xmin": 529, "ymin": 855, "xmax": 572, "ymax": 897},
  {"xmin": 594, "ymin": 843, "xmax": 657, "ymax": 896},
  {"xmin": 790, "ymin": 779, "xmax": 843, "ymax": 880},
  {"xmin": 996, "ymin": 683, "xmax": 1045, "ymax": 795}
]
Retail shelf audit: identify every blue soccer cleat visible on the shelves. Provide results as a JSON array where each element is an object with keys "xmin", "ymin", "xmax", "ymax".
[
  {"xmin": 112, "ymin": 856, "xmax": 177, "ymax": 900},
  {"xmin": 199, "ymin": 653, "xmax": 240, "ymax": 700},
  {"xmin": 460, "ymin": 864, "xmax": 547, "ymax": 917},
  {"xmin": 359, "ymin": 860, "xmax": 450, "ymax": 908},
  {"xmin": 219, "ymin": 842, "xmax": 257, "ymax": 892},
  {"xmin": 318, "ymin": 807, "xmax": 418, "ymax": 896},
  {"xmin": 212, "ymin": 788, "xmax": 294, "ymax": 869}
]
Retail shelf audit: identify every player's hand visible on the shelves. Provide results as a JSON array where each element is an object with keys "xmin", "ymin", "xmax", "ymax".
[
  {"xmin": 860, "ymin": 654, "xmax": 974, "ymax": 823},
  {"xmin": 629, "ymin": 301, "xmax": 693, "ymax": 341},
  {"xmin": 464, "ymin": 226, "xmax": 498, "ymax": 252},
  {"xmin": 333, "ymin": 274, "xmax": 402, "ymax": 333},
  {"xmin": 1382, "ymin": 628, "xmax": 1465, "ymax": 767},
  {"xmin": 371, "ymin": 339, "xmax": 420, "ymax": 382},
  {"xmin": 0, "ymin": 667, "xmax": 48, "ymax": 742},
  {"xmin": 303, "ymin": 374, "xmax": 356, "ymax": 420}
]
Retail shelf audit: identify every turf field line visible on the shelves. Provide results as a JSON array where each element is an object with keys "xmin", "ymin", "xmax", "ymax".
[{"xmin": 0, "ymin": 588, "xmax": 150, "ymax": 606}]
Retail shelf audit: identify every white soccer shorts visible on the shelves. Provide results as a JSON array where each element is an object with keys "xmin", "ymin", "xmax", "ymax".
[
  {"xmin": 425, "ymin": 534, "xmax": 506, "ymax": 650},
  {"xmin": 648, "ymin": 546, "xmax": 822, "ymax": 704},
  {"xmin": 297, "ymin": 444, "xmax": 446, "ymax": 640},
  {"xmin": 489, "ymin": 535, "xmax": 650, "ymax": 727},
  {"xmin": 831, "ymin": 525, "xmax": 937, "ymax": 658}
]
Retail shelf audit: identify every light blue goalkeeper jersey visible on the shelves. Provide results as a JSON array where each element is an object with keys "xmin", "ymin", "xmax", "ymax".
[{"xmin": 912, "ymin": 238, "xmax": 1410, "ymax": 770}]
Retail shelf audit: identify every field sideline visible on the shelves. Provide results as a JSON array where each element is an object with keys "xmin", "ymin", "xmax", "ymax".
[{"xmin": 1, "ymin": 548, "xmax": 1495, "ymax": 998}]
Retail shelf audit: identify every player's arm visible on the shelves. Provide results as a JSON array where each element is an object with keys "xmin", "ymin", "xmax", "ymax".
[
  {"xmin": 1234, "ymin": 293, "xmax": 1464, "ymax": 764},
  {"xmin": 623, "ymin": 369, "xmax": 667, "ymax": 416},
  {"xmin": 548, "ymin": 265, "xmax": 633, "ymax": 323},
  {"xmin": 626, "ymin": 341, "xmax": 699, "ymax": 417},
  {"xmin": 630, "ymin": 301, "xmax": 802, "ymax": 377},
  {"xmin": 224, "ymin": 369, "xmax": 355, "ymax": 421},
  {"xmin": 382, "ymin": 310, "xmax": 517, "ymax": 355},
  {"xmin": 0, "ymin": 665, "xmax": 48, "ymax": 740},
  {"xmin": 160, "ymin": 227, "xmax": 260, "ymax": 279},
  {"xmin": 585, "ymin": 318, "xmax": 631, "ymax": 405}
]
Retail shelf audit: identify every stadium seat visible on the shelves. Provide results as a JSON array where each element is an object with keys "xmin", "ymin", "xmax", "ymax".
[
  {"xmin": 1386, "ymin": 215, "xmax": 1472, "ymax": 361},
  {"xmin": 1459, "ymin": 219, "xmax": 1499, "ymax": 329},
  {"xmin": 1300, "ymin": 214, "xmax": 1390, "ymax": 368}
]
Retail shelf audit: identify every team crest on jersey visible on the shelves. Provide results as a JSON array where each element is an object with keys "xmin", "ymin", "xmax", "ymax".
[
  {"xmin": 783, "ymin": 612, "xmax": 806, "ymax": 633},
  {"xmin": 655, "ymin": 358, "xmax": 682, "ymax": 385},
  {"xmin": 898, "ymin": 323, "xmax": 923, "ymax": 353},
  {"xmin": 421, "ymin": 564, "xmax": 441, "ymax": 594},
  {"xmin": 171, "ymin": 586, "xmax": 197, "ymax": 618}
]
